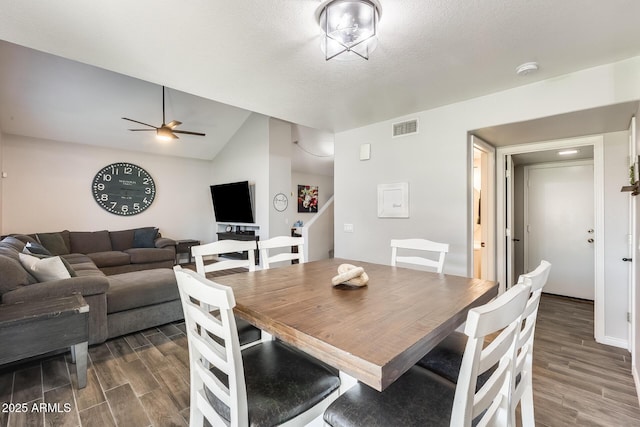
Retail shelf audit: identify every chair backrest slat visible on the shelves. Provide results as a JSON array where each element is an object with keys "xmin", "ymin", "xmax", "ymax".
[
  {"xmin": 450, "ymin": 282, "xmax": 530, "ymax": 427},
  {"xmin": 258, "ymin": 236, "xmax": 304, "ymax": 269},
  {"xmin": 511, "ymin": 260, "xmax": 551, "ymax": 426},
  {"xmin": 390, "ymin": 238, "xmax": 449, "ymax": 273},
  {"xmin": 174, "ymin": 266, "xmax": 248, "ymax": 427},
  {"xmin": 192, "ymin": 240, "xmax": 257, "ymax": 275}
]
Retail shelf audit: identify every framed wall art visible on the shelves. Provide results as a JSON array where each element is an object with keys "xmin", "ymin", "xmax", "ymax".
[
  {"xmin": 298, "ymin": 185, "xmax": 319, "ymax": 213},
  {"xmin": 377, "ymin": 182, "xmax": 409, "ymax": 218}
]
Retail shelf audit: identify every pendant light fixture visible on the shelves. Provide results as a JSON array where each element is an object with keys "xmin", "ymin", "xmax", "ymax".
[{"xmin": 315, "ymin": 0, "xmax": 382, "ymax": 61}]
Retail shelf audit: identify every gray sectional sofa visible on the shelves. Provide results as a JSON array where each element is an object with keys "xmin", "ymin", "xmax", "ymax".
[{"xmin": 0, "ymin": 228, "xmax": 184, "ymax": 345}]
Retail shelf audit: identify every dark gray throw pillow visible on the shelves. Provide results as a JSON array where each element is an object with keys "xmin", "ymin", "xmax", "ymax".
[
  {"xmin": 24, "ymin": 241, "xmax": 52, "ymax": 256},
  {"xmin": 133, "ymin": 227, "xmax": 158, "ymax": 248}
]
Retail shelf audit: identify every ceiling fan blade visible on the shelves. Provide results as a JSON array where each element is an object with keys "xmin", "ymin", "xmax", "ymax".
[
  {"xmin": 173, "ymin": 130, "xmax": 206, "ymax": 136},
  {"xmin": 128, "ymin": 129, "xmax": 156, "ymax": 131},
  {"xmin": 122, "ymin": 117, "xmax": 158, "ymax": 128},
  {"xmin": 166, "ymin": 120, "xmax": 182, "ymax": 129}
]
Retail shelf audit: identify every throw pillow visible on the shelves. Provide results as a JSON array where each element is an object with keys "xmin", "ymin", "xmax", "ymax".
[
  {"xmin": 24, "ymin": 241, "xmax": 52, "ymax": 256},
  {"xmin": 21, "ymin": 247, "xmax": 77, "ymax": 277},
  {"xmin": 37, "ymin": 232, "xmax": 70, "ymax": 255},
  {"xmin": 133, "ymin": 227, "xmax": 158, "ymax": 248},
  {"xmin": 18, "ymin": 253, "xmax": 71, "ymax": 282}
]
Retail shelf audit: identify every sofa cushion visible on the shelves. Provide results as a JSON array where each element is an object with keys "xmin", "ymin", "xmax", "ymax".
[
  {"xmin": 37, "ymin": 232, "xmax": 70, "ymax": 255},
  {"xmin": 133, "ymin": 227, "xmax": 159, "ymax": 248},
  {"xmin": 125, "ymin": 248, "xmax": 175, "ymax": 264},
  {"xmin": 88, "ymin": 251, "xmax": 131, "ymax": 268},
  {"xmin": 110, "ymin": 229, "xmax": 136, "ymax": 252},
  {"xmin": 1, "ymin": 236, "xmax": 26, "ymax": 252},
  {"xmin": 62, "ymin": 254, "xmax": 105, "ymax": 277},
  {"xmin": 0, "ymin": 255, "xmax": 36, "ymax": 295},
  {"xmin": 106, "ymin": 269, "xmax": 178, "ymax": 313},
  {"xmin": 19, "ymin": 253, "xmax": 71, "ymax": 282},
  {"xmin": 70, "ymin": 231, "xmax": 112, "ymax": 254},
  {"xmin": 11, "ymin": 234, "xmax": 39, "ymax": 245}
]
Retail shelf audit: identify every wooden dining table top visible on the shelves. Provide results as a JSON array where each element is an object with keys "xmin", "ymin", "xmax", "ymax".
[{"xmin": 214, "ymin": 257, "xmax": 499, "ymax": 391}]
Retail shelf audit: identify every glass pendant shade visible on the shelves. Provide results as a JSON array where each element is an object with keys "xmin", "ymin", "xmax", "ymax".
[{"xmin": 316, "ymin": 0, "xmax": 381, "ymax": 61}]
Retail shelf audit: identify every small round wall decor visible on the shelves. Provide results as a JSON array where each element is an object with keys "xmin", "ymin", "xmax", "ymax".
[
  {"xmin": 273, "ymin": 193, "xmax": 288, "ymax": 212},
  {"xmin": 92, "ymin": 162, "xmax": 156, "ymax": 216}
]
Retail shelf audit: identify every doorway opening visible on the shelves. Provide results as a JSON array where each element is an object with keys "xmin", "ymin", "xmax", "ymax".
[
  {"xmin": 496, "ymin": 135, "xmax": 606, "ymax": 342},
  {"xmin": 470, "ymin": 136, "xmax": 495, "ymax": 280}
]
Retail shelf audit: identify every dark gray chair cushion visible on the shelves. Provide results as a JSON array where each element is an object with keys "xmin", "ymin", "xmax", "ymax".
[
  {"xmin": 417, "ymin": 331, "xmax": 495, "ymax": 390},
  {"xmin": 207, "ymin": 340, "xmax": 340, "ymax": 426},
  {"xmin": 324, "ymin": 366, "xmax": 456, "ymax": 427}
]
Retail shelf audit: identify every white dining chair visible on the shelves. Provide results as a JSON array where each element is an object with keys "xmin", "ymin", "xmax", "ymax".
[
  {"xmin": 191, "ymin": 240, "xmax": 261, "ymax": 348},
  {"xmin": 258, "ymin": 235, "xmax": 305, "ymax": 269},
  {"xmin": 173, "ymin": 266, "xmax": 340, "ymax": 427},
  {"xmin": 511, "ymin": 260, "xmax": 551, "ymax": 427},
  {"xmin": 416, "ymin": 260, "xmax": 551, "ymax": 426},
  {"xmin": 390, "ymin": 238, "xmax": 449, "ymax": 273},
  {"xmin": 323, "ymin": 282, "xmax": 530, "ymax": 427}
]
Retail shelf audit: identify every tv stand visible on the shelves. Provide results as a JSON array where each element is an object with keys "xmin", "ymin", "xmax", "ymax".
[{"xmin": 216, "ymin": 232, "xmax": 260, "ymax": 265}]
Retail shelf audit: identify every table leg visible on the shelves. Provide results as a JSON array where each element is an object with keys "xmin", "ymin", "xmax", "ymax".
[
  {"xmin": 72, "ymin": 342, "xmax": 88, "ymax": 389},
  {"xmin": 339, "ymin": 371, "xmax": 357, "ymax": 394}
]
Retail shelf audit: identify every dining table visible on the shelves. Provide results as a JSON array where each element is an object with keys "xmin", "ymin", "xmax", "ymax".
[{"xmin": 214, "ymin": 257, "xmax": 498, "ymax": 392}]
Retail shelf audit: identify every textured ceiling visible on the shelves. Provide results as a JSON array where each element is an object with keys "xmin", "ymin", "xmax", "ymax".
[{"xmin": 1, "ymin": 1, "xmax": 640, "ymax": 166}]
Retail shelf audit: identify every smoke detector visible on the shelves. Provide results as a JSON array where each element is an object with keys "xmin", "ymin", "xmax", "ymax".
[{"xmin": 516, "ymin": 62, "xmax": 539, "ymax": 76}]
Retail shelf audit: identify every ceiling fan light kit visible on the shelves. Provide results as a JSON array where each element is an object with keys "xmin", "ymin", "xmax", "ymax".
[
  {"xmin": 122, "ymin": 86, "xmax": 206, "ymax": 140},
  {"xmin": 315, "ymin": 0, "xmax": 382, "ymax": 61}
]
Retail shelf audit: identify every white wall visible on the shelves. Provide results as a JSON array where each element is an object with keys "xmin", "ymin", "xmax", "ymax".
[
  {"xmin": 268, "ymin": 118, "xmax": 292, "ymax": 239},
  {"xmin": 634, "ymin": 104, "xmax": 640, "ymax": 395},
  {"xmin": 1, "ymin": 134, "xmax": 213, "ymax": 241},
  {"xmin": 603, "ymin": 131, "xmax": 631, "ymax": 341},
  {"xmin": 209, "ymin": 113, "xmax": 270, "ymax": 240},
  {"xmin": 290, "ymin": 171, "xmax": 334, "ymax": 227},
  {"xmin": 334, "ymin": 56, "xmax": 640, "ymax": 276}
]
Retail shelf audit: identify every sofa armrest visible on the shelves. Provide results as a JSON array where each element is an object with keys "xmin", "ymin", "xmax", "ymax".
[
  {"xmin": 2, "ymin": 276, "xmax": 109, "ymax": 304},
  {"xmin": 155, "ymin": 237, "xmax": 176, "ymax": 249}
]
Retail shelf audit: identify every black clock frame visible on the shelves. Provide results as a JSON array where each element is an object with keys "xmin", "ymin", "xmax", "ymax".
[{"xmin": 92, "ymin": 162, "xmax": 156, "ymax": 216}]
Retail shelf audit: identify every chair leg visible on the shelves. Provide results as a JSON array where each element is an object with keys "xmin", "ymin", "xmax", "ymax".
[
  {"xmin": 520, "ymin": 379, "xmax": 535, "ymax": 427},
  {"xmin": 190, "ymin": 371, "xmax": 205, "ymax": 426}
]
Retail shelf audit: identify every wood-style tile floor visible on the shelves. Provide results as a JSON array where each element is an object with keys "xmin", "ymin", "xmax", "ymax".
[{"xmin": 0, "ymin": 294, "xmax": 638, "ymax": 427}]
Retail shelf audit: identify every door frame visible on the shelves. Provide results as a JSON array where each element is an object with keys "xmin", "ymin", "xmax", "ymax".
[
  {"xmin": 469, "ymin": 136, "xmax": 496, "ymax": 280},
  {"xmin": 496, "ymin": 135, "xmax": 606, "ymax": 343}
]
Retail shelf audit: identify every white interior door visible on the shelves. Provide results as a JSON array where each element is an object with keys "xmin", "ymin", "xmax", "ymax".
[
  {"xmin": 525, "ymin": 161, "xmax": 595, "ymax": 300},
  {"xmin": 506, "ymin": 155, "xmax": 515, "ymax": 288}
]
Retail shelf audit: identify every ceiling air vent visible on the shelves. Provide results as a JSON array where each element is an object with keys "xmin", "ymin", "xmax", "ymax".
[{"xmin": 392, "ymin": 119, "xmax": 418, "ymax": 138}]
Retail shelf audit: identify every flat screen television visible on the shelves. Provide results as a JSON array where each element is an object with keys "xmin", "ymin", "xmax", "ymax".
[{"xmin": 210, "ymin": 181, "xmax": 255, "ymax": 224}]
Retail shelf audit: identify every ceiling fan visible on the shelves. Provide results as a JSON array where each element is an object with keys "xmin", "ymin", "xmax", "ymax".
[{"xmin": 122, "ymin": 86, "xmax": 206, "ymax": 140}]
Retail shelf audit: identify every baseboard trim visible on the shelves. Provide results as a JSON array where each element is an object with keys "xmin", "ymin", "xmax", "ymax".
[
  {"xmin": 633, "ymin": 366, "xmax": 640, "ymax": 407},
  {"xmin": 598, "ymin": 335, "xmax": 629, "ymax": 349}
]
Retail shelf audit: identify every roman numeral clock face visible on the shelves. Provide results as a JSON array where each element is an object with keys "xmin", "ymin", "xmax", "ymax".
[{"xmin": 92, "ymin": 163, "xmax": 156, "ymax": 216}]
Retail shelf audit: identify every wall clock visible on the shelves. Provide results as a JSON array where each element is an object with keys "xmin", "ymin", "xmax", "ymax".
[
  {"xmin": 92, "ymin": 162, "xmax": 156, "ymax": 216},
  {"xmin": 273, "ymin": 193, "xmax": 288, "ymax": 212}
]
